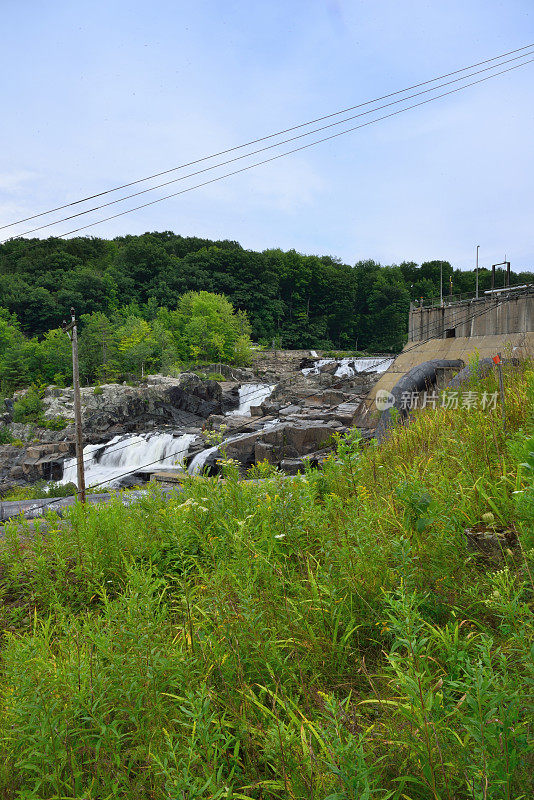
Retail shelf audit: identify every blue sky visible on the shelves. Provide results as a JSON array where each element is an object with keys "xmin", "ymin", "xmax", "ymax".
[{"xmin": 1, "ymin": 0, "xmax": 533, "ymax": 271}]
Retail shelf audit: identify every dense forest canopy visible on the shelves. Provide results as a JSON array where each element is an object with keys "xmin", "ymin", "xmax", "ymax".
[
  {"xmin": 0, "ymin": 290, "xmax": 254, "ymax": 391},
  {"xmin": 0, "ymin": 232, "xmax": 531, "ymax": 388}
]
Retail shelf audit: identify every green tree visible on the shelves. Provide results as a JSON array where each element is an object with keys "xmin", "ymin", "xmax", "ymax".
[
  {"xmin": 35, "ymin": 329, "xmax": 72, "ymax": 385},
  {"xmin": 172, "ymin": 291, "xmax": 253, "ymax": 365},
  {"xmin": 1, "ymin": 232, "xmax": 532, "ymax": 365},
  {"xmin": 0, "ymin": 308, "xmax": 32, "ymax": 391},
  {"xmin": 79, "ymin": 312, "xmax": 119, "ymax": 383},
  {"xmin": 1, "ymin": 341, "xmax": 31, "ymax": 391},
  {"xmin": 116, "ymin": 317, "xmax": 158, "ymax": 376},
  {"xmin": 366, "ymin": 268, "xmax": 410, "ymax": 352}
]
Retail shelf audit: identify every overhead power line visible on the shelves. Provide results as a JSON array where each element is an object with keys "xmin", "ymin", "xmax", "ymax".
[
  {"xmin": 16, "ymin": 55, "xmax": 532, "ymax": 242},
  {"xmin": 8, "ymin": 49, "xmax": 534, "ymax": 240},
  {"xmin": 1, "ymin": 41, "xmax": 533, "ymax": 232}
]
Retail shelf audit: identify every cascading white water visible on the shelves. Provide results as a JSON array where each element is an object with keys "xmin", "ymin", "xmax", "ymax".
[
  {"xmin": 302, "ymin": 358, "xmax": 333, "ymax": 375},
  {"xmin": 302, "ymin": 356, "xmax": 394, "ymax": 377},
  {"xmin": 61, "ymin": 432, "xmax": 197, "ymax": 489},
  {"xmin": 187, "ymin": 445, "xmax": 220, "ymax": 475},
  {"xmin": 188, "ymin": 417, "xmax": 281, "ymax": 476},
  {"xmin": 226, "ymin": 383, "xmax": 275, "ymax": 416},
  {"xmin": 336, "ymin": 357, "xmax": 394, "ymax": 376},
  {"xmin": 188, "ymin": 384, "xmax": 278, "ymax": 474}
]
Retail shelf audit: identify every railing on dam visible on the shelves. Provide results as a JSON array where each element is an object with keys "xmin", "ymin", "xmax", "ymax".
[
  {"xmin": 409, "ymin": 286, "xmax": 534, "ymax": 341},
  {"xmin": 412, "ymin": 292, "xmax": 477, "ymax": 309},
  {"xmin": 412, "ymin": 284, "xmax": 534, "ymax": 311}
]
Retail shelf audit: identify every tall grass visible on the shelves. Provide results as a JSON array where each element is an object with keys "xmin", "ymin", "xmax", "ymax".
[{"xmin": 0, "ymin": 363, "xmax": 532, "ymax": 799}]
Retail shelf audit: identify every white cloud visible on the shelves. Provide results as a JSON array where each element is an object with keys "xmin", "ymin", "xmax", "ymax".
[{"xmin": 0, "ymin": 170, "xmax": 38, "ymax": 193}]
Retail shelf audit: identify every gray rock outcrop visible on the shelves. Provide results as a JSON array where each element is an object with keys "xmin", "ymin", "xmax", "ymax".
[
  {"xmin": 0, "ymin": 374, "xmax": 225, "ymax": 488},
  {"xmin": 40, "ymin": 373, "xmax": 223, "ymax": 440},
  {"xmin": 202, "ymin": 420, "xmax": 340, "ymax": 472}
]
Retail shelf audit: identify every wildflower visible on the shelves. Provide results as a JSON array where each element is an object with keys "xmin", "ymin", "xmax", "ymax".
[
  {"xmin": 181, "ymin": 498, "xmax": 208, "ymax": 512},
  {"xmin": 274, "ymin": 534, "xmax": 285, "ymax": 539}
]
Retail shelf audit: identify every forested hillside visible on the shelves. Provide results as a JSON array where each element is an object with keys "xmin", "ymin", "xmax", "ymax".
[{"xmin": 1, "ymin": 232, "xmax": 531, "ymax": 353}]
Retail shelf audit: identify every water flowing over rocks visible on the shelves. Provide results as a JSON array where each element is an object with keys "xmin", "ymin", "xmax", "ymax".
[
  {"xmin": 0, "ymin": 374, "xmax": 225, "ymax": 489},
  {"xmin": 0, "ymin": 352, "xmax": 391, "ymax": 492},
  {"xmin": 60, "ymin": 432, "xmax": 198, "ymax": 489}
]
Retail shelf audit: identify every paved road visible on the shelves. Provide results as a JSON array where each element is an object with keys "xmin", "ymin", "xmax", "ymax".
[{"xmin": 0, "ymin": 490, "xmax": 148, "ymax": 524}]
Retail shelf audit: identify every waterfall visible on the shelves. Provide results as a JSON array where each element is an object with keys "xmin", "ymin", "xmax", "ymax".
[
  {"xmin": 188, "ymin": 417, "xmax": 281, "ymax": 476},
  {"xmin": 226, "ymin": 383, "xmax": 275, "ymax": 416},
  {"xmin": 302, "ymin": 356, "xmax": 394, "ymax": 377},
  {"xmin": 187, "ymin": 445, "xmax": 220, "ymax": 475},
  {"xmin": 60, "ymin": 432, "xmax": 197, "ymax": 489},
  {"xmin": 302, "ymin": 359, "xmax": 333, "ymax": 375},
  {"xmin": 336, "ymin": 357, "xmax": 394, "ymax": 376}
]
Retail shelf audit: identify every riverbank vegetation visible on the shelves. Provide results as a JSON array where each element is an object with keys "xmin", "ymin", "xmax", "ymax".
[
  {"xmin": 1, "ymin": 233, "xmax": 532, "ymax": 365},
  {"xmin": 0, "ymin": 290, "xmax": 254, "ymax": 391},
  {"xmin": 0, "ymin": 362, "xmax": 532, "ymax": 798}
]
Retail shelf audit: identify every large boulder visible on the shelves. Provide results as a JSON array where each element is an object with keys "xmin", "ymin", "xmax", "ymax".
[
  {"xmin": 165, "ymin": 373, "xmax": 222, "ymax": 417},
  {"xmin": 40, "ymin": 374, "xmax": 223, "ymax": 441},
  {"xmin": 224, "ymin": 421, "xmax": 339, "ymax": 468},
  {"xmin": 0, "ymin": 440, "xmax": 74, "ymax": 485}
]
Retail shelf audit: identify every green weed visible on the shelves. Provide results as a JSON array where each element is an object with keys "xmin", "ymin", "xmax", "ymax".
[{"xmin": 0, "ymin": 363, "xmax": 532, "ymax": 798}]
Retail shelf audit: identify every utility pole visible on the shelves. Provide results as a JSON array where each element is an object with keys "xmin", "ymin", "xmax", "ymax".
[
  {"xmin": 63, "ymin": 309, "xmax": 86, "ymax": 503},
  {"xmin": 475, "ymin": 245, "xmax": 480, "ymax": 299},
  {"xmin": 440, "ymin": 261, "xmax": 443, "ymax": 307}
]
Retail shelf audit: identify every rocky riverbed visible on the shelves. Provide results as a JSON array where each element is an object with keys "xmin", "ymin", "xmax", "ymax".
[{"xmin": 0, "ymin": 351, "xmax": 392, "ymax": 492}]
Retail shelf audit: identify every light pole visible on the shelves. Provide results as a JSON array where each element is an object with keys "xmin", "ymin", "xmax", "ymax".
[
  {"xmin": 440, "ymin": 262, "xmax": 443, "ymax": 307},
  {"xmin": 475, "ymin": 245, "xmax": 480, "ymax": 299}
]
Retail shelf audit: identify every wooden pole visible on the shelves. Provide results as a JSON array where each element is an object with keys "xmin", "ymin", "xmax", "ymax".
[{"xmin": 63, "ymin": 309, "xmax": 86, "ymax": 503}]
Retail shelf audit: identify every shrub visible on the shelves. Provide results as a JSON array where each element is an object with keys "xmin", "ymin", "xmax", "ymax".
[
  {"xmin": 0, "ymin": 363, "xmax": 532, "ymax": 797},
  {"xmin": 52, "ymin": 372, "xmax": 66, "ymax": 387},
  {"xmin": 42, "ymin": 481, "xmax": 78, "ymax": 498},
  {"xmin": 12, "ymin": 384, "xmax": 44, "ymax": 423},
  {"xmin": 246, "ymin": 459, "xmax": 282, "ymax": 479},
  {"xmin": 39, "ymin": 415, "xmax": 70, "ymax": 431},
  {"xmin": 0, "ymin": 425, "xmax": 13, "ymax": 444}
]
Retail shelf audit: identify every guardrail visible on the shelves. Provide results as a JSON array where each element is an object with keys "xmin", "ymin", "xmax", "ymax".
[
  {"xmin": 412, "ymin": 284, "xmax": 533, "ymax": 310},
  {"xmin": 412, "ymin": 292, "xmax": 477, "ymax": 309}
]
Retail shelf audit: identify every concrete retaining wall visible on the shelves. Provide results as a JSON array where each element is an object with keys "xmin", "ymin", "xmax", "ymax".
[{"xmin": 409, "ymin": 290, "xmax": 533, "ymax": 342}]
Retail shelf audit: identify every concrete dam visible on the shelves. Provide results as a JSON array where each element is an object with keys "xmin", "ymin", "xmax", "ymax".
[{"xmin": 368, "ymin": 286, "xmax": 534, "ymax": 409}]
